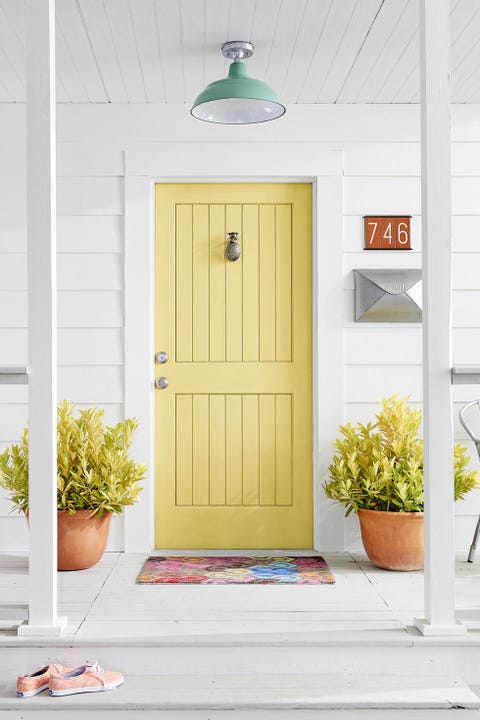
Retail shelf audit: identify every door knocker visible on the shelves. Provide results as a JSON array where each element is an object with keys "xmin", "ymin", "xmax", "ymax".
[{"xmin": 225, "ymin": 231, "xmax": 241, "ymax": 262}]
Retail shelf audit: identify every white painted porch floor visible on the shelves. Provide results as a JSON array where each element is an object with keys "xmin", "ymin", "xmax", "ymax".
[
  {"xmin": 0, "ymin": 550, "xmax": 480, "ymax": 643},
  {"xmin": 1, "ymin": 552, "xmax": 480, "ymax": 715}
]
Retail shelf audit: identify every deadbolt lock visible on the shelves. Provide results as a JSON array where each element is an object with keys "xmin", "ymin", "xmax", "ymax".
[{"xmin": 155, "ymin": 351, "xmax": 169, "ymax": 364}]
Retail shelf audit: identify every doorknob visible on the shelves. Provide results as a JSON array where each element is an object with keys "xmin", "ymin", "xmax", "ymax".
[
  {"xmin": 155, "ymin": 376, "xmax": 168, "ymax": 390},
  {"xmin": 155, "ymin": 351, "xmax": 169, "ymax": 364}
]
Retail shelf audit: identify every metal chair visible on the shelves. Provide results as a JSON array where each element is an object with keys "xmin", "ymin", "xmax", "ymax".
[{"xmin": 459, "ymin": 400, "xmax": 480, "ymax": 562}]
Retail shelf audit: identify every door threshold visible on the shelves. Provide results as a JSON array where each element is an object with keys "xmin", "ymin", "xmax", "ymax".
[{"xmin": 150, "ymin": 549, "xmax": 320, "ymax": 556}]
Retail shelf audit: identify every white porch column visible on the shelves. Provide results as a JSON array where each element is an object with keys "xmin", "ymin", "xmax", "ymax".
[
  {"xmin": 18, "ymin": 0, "xmax": 66, "ymax": 636},
  {"xmin": 414, "ymin": 0, "xmax": 465, "ymax": 636}
]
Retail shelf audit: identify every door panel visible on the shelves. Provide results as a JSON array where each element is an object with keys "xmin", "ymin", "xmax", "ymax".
[{"xmin": 155, "ymin": 183, "xmax": 312, "ymax": 548}]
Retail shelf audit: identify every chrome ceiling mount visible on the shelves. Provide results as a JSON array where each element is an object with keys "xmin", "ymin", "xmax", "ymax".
[{"xmin": 221, "ymin": 40, "xmax": 254, "ymax": 61}]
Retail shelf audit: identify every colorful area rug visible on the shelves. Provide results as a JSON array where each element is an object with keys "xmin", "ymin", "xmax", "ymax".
[{"xmin": 136, "ymin": 556, "xmax": 335, "ymax": 585}]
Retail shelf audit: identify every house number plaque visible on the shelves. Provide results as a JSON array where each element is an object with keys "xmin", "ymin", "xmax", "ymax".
[{"xmin": 364, "ymin": 216, "xmax": 411, "ymax": 250}]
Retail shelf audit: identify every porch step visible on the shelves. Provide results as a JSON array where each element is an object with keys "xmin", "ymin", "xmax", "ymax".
[
  {"xmin": 3, "ymin": 634, "xmax": 480, "ymax": 686},
  {"xmin": 0, "ymin": 674, "xmax": 479, "ymax": 718}
]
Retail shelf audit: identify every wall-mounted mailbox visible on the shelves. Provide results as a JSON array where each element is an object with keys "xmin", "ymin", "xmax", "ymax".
[{"xmin": 354, "ymin": 269, "xmax": 422, "ymax": 322}]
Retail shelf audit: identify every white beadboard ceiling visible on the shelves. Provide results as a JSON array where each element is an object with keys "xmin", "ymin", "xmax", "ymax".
[{"xmin": 0, "ymin": 0, "xmax": 479, "ymax": 104}]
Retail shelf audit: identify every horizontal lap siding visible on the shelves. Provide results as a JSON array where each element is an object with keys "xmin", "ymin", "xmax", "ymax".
[
  {"xmin": 0, "ymin": 146, "xmax": 125, "ymax": 550},
  {"xmin": 344, "ymin": 140, "xmax": 480, "ymax": 550},
  {"xmin": 1, "ymin": 106, "xmax": 480, "ymax": 552}
]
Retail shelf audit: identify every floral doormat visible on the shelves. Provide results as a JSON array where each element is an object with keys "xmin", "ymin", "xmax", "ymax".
[{"xmin": 136, "ymin": 556, "xmax": 335, "ymax": 585}]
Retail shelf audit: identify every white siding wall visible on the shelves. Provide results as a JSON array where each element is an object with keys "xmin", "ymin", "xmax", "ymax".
[
  {"xmin": 343, "ymin": 141, "xmax": 480, "ymax": 553},
  {"xmin": 0, "ymin": 103, "xmax": 479, "ymax": 553}
]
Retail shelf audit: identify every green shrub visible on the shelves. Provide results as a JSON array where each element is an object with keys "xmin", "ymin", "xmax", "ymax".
[
  {"xmin": 324, "ymin": 395, "xmax": 479, "ymax": 515},
  {"xmin": 0, "ymin": 401, "xmax": 146, "ymax": 515}
]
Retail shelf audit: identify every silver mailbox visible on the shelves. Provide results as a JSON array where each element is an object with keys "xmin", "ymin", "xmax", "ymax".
[{"xmin": 354, "ymin": 269, "xmax": 422, "ymax": 323}]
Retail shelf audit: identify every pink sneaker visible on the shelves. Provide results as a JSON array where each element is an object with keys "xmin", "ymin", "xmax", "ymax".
[
  {"xmin": 48, "ymin": 663, "xmax": 124, "ymax": 696},
  {"xmin": 16, "ymin": 664, "xmax": 71, "ymax": 698}
]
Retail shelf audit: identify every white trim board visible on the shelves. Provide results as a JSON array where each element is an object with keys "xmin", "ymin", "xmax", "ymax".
[{"xmin": 123, "ymin": 144, "xmax": 344, "ymax": 553}]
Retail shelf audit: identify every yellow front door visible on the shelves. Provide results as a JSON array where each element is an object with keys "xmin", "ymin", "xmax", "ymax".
[{"xmin": 154, "ymin": 183, "xmax": 312, "ymax": 548}]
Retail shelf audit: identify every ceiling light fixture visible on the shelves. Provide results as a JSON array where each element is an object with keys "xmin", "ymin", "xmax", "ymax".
[{"xmin": 191, "ymin": 41, "xmax": 286, "ymax": 124}]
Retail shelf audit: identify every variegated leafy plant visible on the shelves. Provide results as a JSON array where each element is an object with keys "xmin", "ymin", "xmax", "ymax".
[
  {"xmin": 0, "ymin": 401, "xmax": 146, "ymax": 516},
  {"xmin": 324, "ymin": 395, "xmax": 479, "ymax": 515}
]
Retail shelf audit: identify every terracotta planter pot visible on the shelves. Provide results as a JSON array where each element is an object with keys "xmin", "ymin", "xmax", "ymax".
[
  {"xmin": 358, "ymin": 508, "xmax": 424, "ymax": 571},
  {"xmin": 57, "ymin": 510, "xmax": 112, "ymax": 571}
]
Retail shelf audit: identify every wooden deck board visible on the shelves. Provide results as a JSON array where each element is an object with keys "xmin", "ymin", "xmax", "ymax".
[{"xmin": 0, "ymin": 552, "xmax": 479, "ymax": 646}]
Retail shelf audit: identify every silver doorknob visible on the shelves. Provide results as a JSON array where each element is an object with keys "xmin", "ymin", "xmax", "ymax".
[
  {"xmin": 155, "ymin": 351, "xmax": 169, "ymax": 364},
  {"xmin": 155, "ymin": 376, "xmax": 168, "ymax": 389}
]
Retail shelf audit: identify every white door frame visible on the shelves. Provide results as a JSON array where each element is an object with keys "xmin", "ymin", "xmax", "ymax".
[{"xmin": 123, "ymin": 143, "xmax": 344, "ymax": 553}]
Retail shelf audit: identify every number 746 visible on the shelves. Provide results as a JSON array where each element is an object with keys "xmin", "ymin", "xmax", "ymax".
[{"xmin": 367, "ymin": 221, "xmax": 409, "ymax": 247}]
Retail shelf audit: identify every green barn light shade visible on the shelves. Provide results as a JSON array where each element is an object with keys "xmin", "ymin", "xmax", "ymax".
[{"xmin": 191, "ymin": 41, "xmax": 286, "ymax": 124}]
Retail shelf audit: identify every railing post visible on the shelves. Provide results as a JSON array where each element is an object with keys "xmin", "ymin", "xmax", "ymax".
[
  {"xmin": 18, "ymin": 0, "xmax": 66, "ymax": 636},
  {"xmin": 414, "ymin": 0, "xmax": 465, "ymax": 637}
]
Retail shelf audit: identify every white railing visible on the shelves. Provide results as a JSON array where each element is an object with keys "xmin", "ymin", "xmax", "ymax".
[
  {"xmin": 451, "ymin": 367, "xmax": 480, "ymax": 385},
  {"xmin": 0, "ymin": 367, "xmax": 29, "ymax": 625},
  {"xmin": 0, "ymin": 367, "xmax": 29, "ymax": 385}
]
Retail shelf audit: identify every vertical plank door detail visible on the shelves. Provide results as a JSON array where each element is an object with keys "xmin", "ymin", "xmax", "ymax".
[
  {"xmin": 174, "ymin": 202, "xmax": 293, "ymax": 364},
  {"xmin": 155, "ymin": 184, "xmax": 312, "ymax": 549}
]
